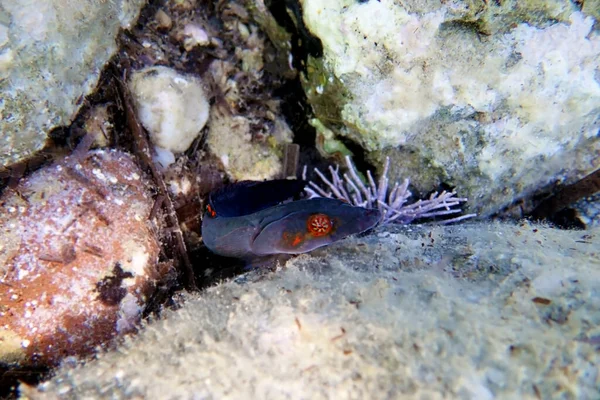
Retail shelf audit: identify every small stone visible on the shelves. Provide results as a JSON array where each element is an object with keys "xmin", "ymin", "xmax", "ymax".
[
  {"xmin": 155, "ymin": 9, "xmax": 172, "ymax": 30},
  {"xmin": 179, "ymin": 24, "xmax": 210, "ymax": 51}
]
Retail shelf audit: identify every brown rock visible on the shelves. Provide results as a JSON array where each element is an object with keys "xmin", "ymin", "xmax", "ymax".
[{"xmin": 0, "ymin": 149, "xmax": 161, "ymax": 366}]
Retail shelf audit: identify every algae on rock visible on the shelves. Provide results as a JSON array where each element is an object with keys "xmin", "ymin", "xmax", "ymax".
[
  {"xmin": 298, "ymin": 0, "xmax": 600, "ymax": 216},
  {"xmin": 23, "ymin": 222, "xmax": 600, "ymax": 399},
  {"xmin": 207, "ymin": 107, "xmax": 292, "ymax": 181},
  {"xmin": 0, "ymin": 0, "xmax": 144, "ymax": 168}
]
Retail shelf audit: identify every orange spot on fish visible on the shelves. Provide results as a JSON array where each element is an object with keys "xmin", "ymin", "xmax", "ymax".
[
  {"xmin": 282, "ymin": 231, "xmax": 304, "ymax": 247},
  {"xmin": 207, "ymin": 204, "xmax": 217, "ymax": 218},
  {"xmin": 291, "ymin": 234, "xmax": 303, "ymax": 247},
  {"xmin": 307, "ymin": 213, "xmax": 332, "ymax": 237}
]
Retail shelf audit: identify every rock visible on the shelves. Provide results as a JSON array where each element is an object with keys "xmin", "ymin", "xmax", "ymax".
[
  {"xmin": 0, "ymin": 0, "xmax": 144, "ymax": 168},
  {"xmin": 0, "ymin": 149, "xmax": 161, "ymax": 367},
  {"xmin": 207, "ymin": 107, "xmax": 292, "ymax": 181},
  {"xmin": 129, "ymin": 66, "xmax": 211, "ymax": 166},
  {"xmin": 564, "ymin": 192, "xmax": 600, "ymax": 229},
  {"xmin": 206, "ymin": 58, "xmax": 293, "ymax": 181},
  {"xmin": 82, "ymin": 105, "xmax": 113, "ymax": 149},
  {"xmin": 178, "ymin": 24, "xmax": 210, "ymax": 51},
  {"xmin": 21, "ymin": 222, "xmax": 600, "ymax": 398},
  {"xmin": 122, "ymin": 0, "xmax": 296, "ymax": 181},
  {"xmin": 298, "ymin": 0, "xmax": 600, "ymax": 216},
  {"xmin": 154, "ymin": 9, "xmax": 173, "ymax": 31}
]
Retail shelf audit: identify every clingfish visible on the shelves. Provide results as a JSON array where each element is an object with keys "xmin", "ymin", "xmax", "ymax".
[{"xmin": 202, "ymin": 179, "xmax": 381, "ymax": 262}]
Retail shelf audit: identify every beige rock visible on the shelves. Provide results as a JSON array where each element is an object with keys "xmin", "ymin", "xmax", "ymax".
[{"xmin": 155, "ymin": 9, "xmax": 172, "ymax": 30}]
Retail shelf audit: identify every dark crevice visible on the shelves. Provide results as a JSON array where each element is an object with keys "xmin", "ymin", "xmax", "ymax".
[
  {"xmin": 438, "ymin": 20, "xmax": 489, "ymax": 37},
  {"xmin": 529, "ymin": 168, "xmax": 600, "ymax": 219},
  {"xmin": 266, "ymin": 0, "xmax": 323, "ymax": 70},
  {"xmin": 265, "ymin": 1, "xmax": 384, "ymax": 184},
  {"xmin": 546, "ymin": 208, "xmax": 587, "ymax": 230},
  {"xmin": 266, "ymin": 0, "xmax": 320, "ymax": 143},
  {"xmin": 431, "ymin": 181, "xmax": 457, "ymax": 195},
  {"xmin": 528, "ymin": 168, "xmax": 600, "ymax": 229},
  {"xmin": 266, "ymin": 0, "xmax": 325, "ymax": 178},
  {"xmin": 189, "ymin": 246, "xmax": 247, "ymax": 286},
  {"xmin": 265, "ymin": 1, "xmax": 381, "ymax": 183},
  {"xmin": 0, "ymin": 366, "xmax": 50, "ymax": 399},
  {"xmin": 336, "ymin": 136, "xmax": 377, "ymax": 175},
  {"xmin": 276, "ymin": 79, "xmax": 315, "ymax": 145}
]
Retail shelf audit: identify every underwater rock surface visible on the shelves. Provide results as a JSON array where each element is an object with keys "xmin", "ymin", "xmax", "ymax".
[
  {"xmin": 299, "ymin": 0, "xmax": 600, "ymax": 216},
  {"xmin": 0, "ymin": 150, "xmax": 161, "ymax": 366},
  {"xmin": 0, "ymin": 0, "xmax": 144, "ymax": 168},
  {"xmin": 23, "ymin": 222, "xmax": 600, "ymax": 398},
  {"xmin": 206, "ymin": 60, "xmax": 294, "ymax": 182}
]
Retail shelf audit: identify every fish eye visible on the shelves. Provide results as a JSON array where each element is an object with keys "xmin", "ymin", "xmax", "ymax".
[{"xmin": 307, "ymin": 213, "xmax": 332, "ymax": 237}]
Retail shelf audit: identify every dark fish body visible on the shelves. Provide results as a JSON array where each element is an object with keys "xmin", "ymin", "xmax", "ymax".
[
  {"xmin": 249, "ymin": 198, "xmax": 381, "ymax": 255},
  {"xmin": 207, "ymin": 179, "xmax": 307, "ymax": 218},
  {"xmin": 202, "ymin": 180, "xmax": 381, "ymax": 261},
  {"xmin": 201, "ymin": 214, "xmax": 259, "ymax": 259}
]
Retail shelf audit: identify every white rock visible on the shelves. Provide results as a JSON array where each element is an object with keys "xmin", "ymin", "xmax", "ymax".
[
  {"xmin": 181, "ymin": 24, "xmax": 210, "ymax": 51},
  {"xmin": 129, "ymin": 66, "xmax": 210, "ymax": 154},
  {"xmin": 0, "ymin": 0, "xmax": 145, "ymax": 168}
]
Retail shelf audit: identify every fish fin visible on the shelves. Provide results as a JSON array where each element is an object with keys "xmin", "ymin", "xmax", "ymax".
[{"xmin": 209, "ymin": 179, "xmax": 307, "ymax": 218}]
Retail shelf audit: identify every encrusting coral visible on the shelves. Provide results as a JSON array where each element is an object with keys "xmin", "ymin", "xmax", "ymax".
[{"xmin": 304, "ymin": 155, "xmax": 476, "ymax": 225}]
